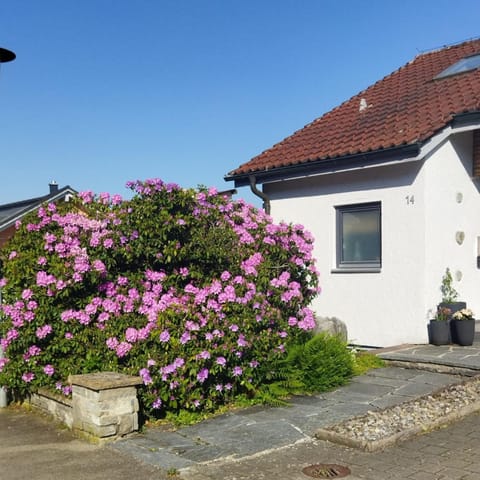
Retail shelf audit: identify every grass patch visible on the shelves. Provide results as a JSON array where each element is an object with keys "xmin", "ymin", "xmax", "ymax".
[{"xmin": 352, "ymin": 351, "xmax": 385, "ymax": 376}]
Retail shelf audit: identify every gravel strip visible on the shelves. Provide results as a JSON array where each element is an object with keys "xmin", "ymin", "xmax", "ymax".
[{"xmin": 316, "ymin": 376, "xmax": 480, "ymax": 451}]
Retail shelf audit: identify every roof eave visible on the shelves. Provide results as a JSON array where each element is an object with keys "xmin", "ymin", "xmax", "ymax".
[
  {"xmin": 225, "ymin": 143, "xmax": 422, "ymax": 188},
  {"xmin": 0, "ymin": 186, "xmax": 77, "ymax": 231}
]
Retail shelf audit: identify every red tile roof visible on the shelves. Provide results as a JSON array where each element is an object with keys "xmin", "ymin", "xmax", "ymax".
[{"xmin": 228, "ymin": 39, "xmax": 480, "ymax": 180}]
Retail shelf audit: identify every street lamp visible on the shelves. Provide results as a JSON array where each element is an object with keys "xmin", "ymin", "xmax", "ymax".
[
  {"xmin": 0, "ymin": 45, "xmax": 14, "ymax": 408},
  {"xmin": 0, "ymin": 47, "xmax": 15, "ymax": 63}
]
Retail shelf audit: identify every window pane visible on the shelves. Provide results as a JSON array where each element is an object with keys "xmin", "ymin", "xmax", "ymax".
[
  {"xmin": 434, "ymin": 53, "xmax": 480, "ymax": 79},
  {"xmin": 341, "ymin": 208, "xmax": 380, "ymax": 263}
]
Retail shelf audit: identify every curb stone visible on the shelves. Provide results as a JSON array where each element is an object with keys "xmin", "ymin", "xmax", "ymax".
[{"xmin": 315, "ymin": 386, "xmax": 480, "ymax": 452}]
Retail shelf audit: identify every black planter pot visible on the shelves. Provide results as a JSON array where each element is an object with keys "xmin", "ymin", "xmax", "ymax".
[
  {"xmin": 428, "ymin": 320, "xmax": 450, "ymax": 346},
  {"xmin": 438, "ymin": 302, "xmax": 467, "ymax": 343},
  {"xmin": 451, "ymin": 318, "xmax": 475, "ymax": 346}
]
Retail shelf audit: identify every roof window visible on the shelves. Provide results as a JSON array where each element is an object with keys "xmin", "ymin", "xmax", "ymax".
[{"xmin": 434, "ymin": 53, "xmax": 480, "ymax": 79}]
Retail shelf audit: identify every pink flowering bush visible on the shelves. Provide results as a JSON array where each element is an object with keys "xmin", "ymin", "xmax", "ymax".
[{"xmin": 0, "ymin": 179, "xmax": 319, "ymax": 417}]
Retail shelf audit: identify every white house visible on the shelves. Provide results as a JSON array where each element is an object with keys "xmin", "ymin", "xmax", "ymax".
[{"xmin": 226, "ymin": 39, "xmax": 480, "ymax": 347}]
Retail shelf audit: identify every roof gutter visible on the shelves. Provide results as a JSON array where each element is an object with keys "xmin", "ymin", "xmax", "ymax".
[
  {"xmin": 249, "ymin": 176, "xmax": 270, "ymax": 214},
  {"xmin": 225, "ymin": 143, "xmax": 422, "ymax": 188}
]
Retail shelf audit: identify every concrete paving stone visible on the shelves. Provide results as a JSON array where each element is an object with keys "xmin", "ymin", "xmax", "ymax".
[
  {"xmin": 130, "ymin": 429, "xmax": 199, "ymax": 449},
  {"xmin": 407, "ymin": 471, "xmax": 439, "ymax": 480},
  {"xmin": 175, "ymin": 443, "xmax": 240, "ymax": 463},
  {"xmin": 440, "ymin": 458, "xmax": 472, "ymax": 470},
  {"xmin": 464, "ymin": 462, "xmax": 480, "ymax": 473},
  {"xmin": 367, "ymin": 366, "xmax": 424, "ymax": 380},
  {"xmin": 394, "ymin": 381, "xmax": 448, "ymax": 398},
  {"xmin": 369, "ymin": 394, "xmax": 415, "ymax": 409},
  {"xmin": 458, "ymin": 474, "xmax": 480, "ymax": 480},
  {"xmin": 416, "ymin": 462, "xmax": 445, "ymax": 474},
  {"xmin": 187, "ymin": 419, "xmax": 307, "ymax": 460},
  {"xmin": 111, "ymin": 440, "xmax": 196, "ymax": 470},
  {"xmin": 335, "ymin": 380, "xmax": 395, "ymax": 398},
  {"xmin": 419, "ymin": 444, "xmax": 449, "ymax": 455},
  {"xmin": 181, "ymin": 411, "xmax": 254, "ymax": 434},
  {"xmin": 408, "ymin": 371, "xmax": 464, "ymax": 386},
  {"xmin": 435, "ymin": 467, "xmax": 469, "ymax": 480},
  {"xmin": 349, "ymin": 374, "xmax": 409, "ymax": 388}
]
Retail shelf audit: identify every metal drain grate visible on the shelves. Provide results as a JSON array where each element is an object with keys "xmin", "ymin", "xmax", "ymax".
[{"xmin": 302, "ymin": 464, "xmax": 351, "ymax": 478}]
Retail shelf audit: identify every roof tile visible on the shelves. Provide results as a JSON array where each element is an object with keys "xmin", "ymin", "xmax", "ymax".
[{"xmin": 230, "ymin": 39, "xmax": 480, "ymax": 177}]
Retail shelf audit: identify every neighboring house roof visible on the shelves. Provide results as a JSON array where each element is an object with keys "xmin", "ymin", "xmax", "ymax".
[
  {"xmin": 0, "ymin": 184, "xmax": 77, "ymax": 233},
  {"xmin": 226, "ymin": 38, "xmax": 480, "ymax": 186}
]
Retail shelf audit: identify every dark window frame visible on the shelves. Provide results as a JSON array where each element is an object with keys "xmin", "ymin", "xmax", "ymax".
[{"xmin": 335, "ymin": 202, "xmax": 382, "ymax": 271}]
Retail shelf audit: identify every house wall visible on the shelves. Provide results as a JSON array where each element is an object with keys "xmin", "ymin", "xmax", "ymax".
[
  {"xmin": 264, "ymin": 160, "xmax": 428, "ymax": 347},
  {"xmin": 264, "ymin": 131, "xmax": 480, "ymax": 347},
  {"xmin": 423, "ymin": 132, "xmax": 480, "ymax": 322}
]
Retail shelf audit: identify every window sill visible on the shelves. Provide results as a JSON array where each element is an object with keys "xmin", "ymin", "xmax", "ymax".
[{"xmin": 331, "ymin": 268, "xmax": 381, "ymax": 274}]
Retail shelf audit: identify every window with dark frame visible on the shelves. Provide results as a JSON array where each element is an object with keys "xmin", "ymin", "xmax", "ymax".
[{"xmin": 336, "ymin": 202, "xmax": 381, "ymax": 269}]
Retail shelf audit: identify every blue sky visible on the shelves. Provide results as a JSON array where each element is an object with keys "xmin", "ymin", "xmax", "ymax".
[{"xmin": 0, "ymin": 0, "xmax": 479, "ymax": 206}]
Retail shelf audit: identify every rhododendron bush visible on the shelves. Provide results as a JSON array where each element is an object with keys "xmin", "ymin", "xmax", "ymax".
[{"xmin": 0, "ymin": 179, "xmax": 319, "ymax": 417}]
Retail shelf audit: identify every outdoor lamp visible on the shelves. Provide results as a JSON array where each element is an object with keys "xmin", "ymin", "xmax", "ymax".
[{"xmin": 0, "ymin": 47, "xmax": 15, "ymax": 63}]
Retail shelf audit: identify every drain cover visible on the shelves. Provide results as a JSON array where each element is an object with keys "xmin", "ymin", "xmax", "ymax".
[{"xmin": 302, "ymin": 464, "xmax": 351, "ymax": 478}]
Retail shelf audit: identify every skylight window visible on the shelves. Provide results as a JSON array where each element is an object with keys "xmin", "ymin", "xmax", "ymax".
[{"xmin": 434, "ymin": 53, "xmax": 480, "ymax": 79}]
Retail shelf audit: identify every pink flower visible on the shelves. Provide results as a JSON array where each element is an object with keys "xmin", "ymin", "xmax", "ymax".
[
  {"xmin": 43, "ymin": 364, "xmax": 55, "ymax": 376},
  {"xmin": 139, "ymin": 368, "xmax": 153, "ymax": 385},
  {"xmin": 115, "ymin": 341, "xmax": 132, "ymax": 358},
  {"xmin": 216, "ymin": 356, "xmax": 226, "ymax": 366},
  {"xmin": 197, "ymin": 368, "xmax": 209, "ymax": 383},
  {"xmin": 180, "ymin": 332, "xmax": 191, "ymax": 344},
  {"xmin": 125, "ymin": 328, "xmax": 138, "ymax": 343},
  {"xmin": 196, "ymin": 350, "xmax": 211, "ymax": 360},
  {"xmin": 0, "ymin": 357, "xmax": 9, "ymax": 372},
  {"xmin": 220, "ymin": 271, "xmax": 231, "ymax": 282},
  {"xmin": 21, "ymin": 289, "xmax": 33, "ymax": 300},
  {"xmin": 8, "ymin": 251, "xmax": 17, "ymax": 260},
  {"xmin": 233, "ymin": 366, "xmax": 243, "ymax": 376},
  {"xmin": 106, "ymin": 337, "xmax": 119, "ymax": 350},
  {"xmin": 78, "ymin": 190, "xmax": 94, "ymax": 204},
  {"xmin": 22, "ymin": 372, "xmax": 35, "ymax": 383},
  {"xmin": 159, "ymin": 330, "xmax": 170, "ymax": 343},
  {"xmin": 93, "ymin": 260, "xmax": 106, "ymax": 273},
  {"xmin": 36, "ymin": 324, "xmax": 52, "ymax": 339}
]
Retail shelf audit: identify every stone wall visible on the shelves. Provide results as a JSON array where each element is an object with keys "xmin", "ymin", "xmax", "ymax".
[
  {"xmin": 30, "ymin": 371, "xmax": 142, "ymax": 442},
  {"xmin": 31, "ymin": 388, "xmax": 73, "ymax": 428}
]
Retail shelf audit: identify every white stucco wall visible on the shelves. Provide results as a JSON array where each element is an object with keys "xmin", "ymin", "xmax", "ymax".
[
  {"xmin": 423, "ymin": 132, "xmax": 480, "ymax": 323},
  {"xmin": 263, "ymin": 130, "xmax": 480, "ymax": 347}
]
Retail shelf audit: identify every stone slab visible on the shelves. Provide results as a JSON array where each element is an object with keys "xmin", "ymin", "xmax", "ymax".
[{"xmin": 70, "ymin": 372, "xmax": 142, "ymax": 391}]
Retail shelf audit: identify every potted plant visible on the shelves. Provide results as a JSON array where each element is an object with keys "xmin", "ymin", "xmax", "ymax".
[
  {"xmin": 429, "ymin": 306, "xmax": 451, "ymax": 346},
  {"xmin": 451, "ymin": 308, "xmax": 476, "ymax": 346},
  {"xmin": 437, "ymin": 268, "xmax": 466, "ymax": 344},
  {"xmin": 438, "ymin": 268, "xmax": 466, "ymax": 314}
]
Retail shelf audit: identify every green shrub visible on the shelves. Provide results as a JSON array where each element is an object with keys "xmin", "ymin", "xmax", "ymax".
[
  {"xmin": 286, "ymin": 333, "xmax": 355, "ymax": 393},
  {"xmin": 0, "ymin": 180, "xmax": 320, "ymax": 418}
]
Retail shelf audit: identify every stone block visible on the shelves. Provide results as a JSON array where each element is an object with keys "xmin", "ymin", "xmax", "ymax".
[{"xmin": 34, "ymin": 372, "xmax": 142, "ymax": 441}]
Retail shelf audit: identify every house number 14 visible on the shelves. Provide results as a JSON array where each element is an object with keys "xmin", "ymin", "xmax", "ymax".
[{"xmin": 405, "ymin": 195, "xmax": 415, "ymax": 205}]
